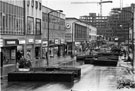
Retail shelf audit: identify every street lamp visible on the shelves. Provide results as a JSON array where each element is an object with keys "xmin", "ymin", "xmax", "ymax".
[{"xmin": 47, "ymin": 10, "xmax": 63, "ymax": 66}]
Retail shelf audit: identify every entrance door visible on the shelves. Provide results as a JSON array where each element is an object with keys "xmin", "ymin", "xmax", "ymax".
[{"xmin": 35, "ymin": 47, "xmax": 40, "ymax": 59}]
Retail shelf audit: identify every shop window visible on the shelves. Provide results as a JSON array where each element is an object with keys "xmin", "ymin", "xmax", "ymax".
[
  {"xmin": 2, "ymin": 47, "xmax": 16, "ymax": 65},
  {"xmin": 35, "ymin": 47, "xmax": 40, "ymax": 59},
  {"xmin": 27, "ymin": 16, "xmax": 34, "ymax": 34},
  {"xmin": 17, "ymin": 46, "xmax": 24, "ymax": 61},
  {"xmin": 42, "ymin": 47, "xmax": 47, "ymax": 59}
]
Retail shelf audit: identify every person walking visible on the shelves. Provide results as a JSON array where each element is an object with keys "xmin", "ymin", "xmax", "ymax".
[{"xmin": 26, "ymin": 50, "xmax": 32, "ymax": 62}]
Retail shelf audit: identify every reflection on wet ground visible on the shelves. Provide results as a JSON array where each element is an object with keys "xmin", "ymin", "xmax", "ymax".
[{"xmin": 2, "ymin": 61, "xmax": 135, "ymax": 91}]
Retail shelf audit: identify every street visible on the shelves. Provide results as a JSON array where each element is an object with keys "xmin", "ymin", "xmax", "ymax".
[{"xmin": 2, "ymin": 62, "xmax": 135, "ymax": 91}]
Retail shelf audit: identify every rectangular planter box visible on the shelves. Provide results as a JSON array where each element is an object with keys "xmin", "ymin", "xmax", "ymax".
[
  {"xmin": 60, "ymin": 67, "xmax": 81, "ymax": 78},
  {"xmin": 8, "ymin": 71, "xmax": 74, "ymax": 82},
  {"xmin": 30, "ymin": 67, "xmax": 81, "ymax": 78}
]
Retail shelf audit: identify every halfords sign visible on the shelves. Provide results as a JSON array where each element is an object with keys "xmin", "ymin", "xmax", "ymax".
[{"xmin": 5, "ymin": 39, "xmax": 18, "ymax": 45}]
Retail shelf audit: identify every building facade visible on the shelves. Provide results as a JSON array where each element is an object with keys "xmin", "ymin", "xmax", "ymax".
[
  {"xmin": 24, "ymin": 0, "xmax": 42, "ymax": 65},
  {"xmin": 65, "ymin": 18, "xmax": 97, "ymax": 55},
  {"xmin": 0, "ymin": 0, "xmax": 24, "ymax": 77},
  {"xmin": 42, "ymin": 6, "xmax": 66, "ymax": 58},
  {"xmin": 109, "ymin": 6, "xmax": 133, "ymax": 43},
  {"xmin": 87, "ymin": 25, "xmax": 97, "ymax": 42},
  {"xmin": 0, "ymin": 0, "xmax": 66, "ymax": 78},
  {"xmin": 80, "ymin": 13, "xmax": 110, "ymax": 40}
]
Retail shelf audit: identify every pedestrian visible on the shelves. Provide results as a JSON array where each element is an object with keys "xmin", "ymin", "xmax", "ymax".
[{"xmin": 26, "ymin": 50, "xmax": 32, "ymax": 62}]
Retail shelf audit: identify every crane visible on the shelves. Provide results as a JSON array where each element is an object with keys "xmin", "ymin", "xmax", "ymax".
[{"xmin": 71, "ymin": 0, "xmax": 113, "ymax": 16}]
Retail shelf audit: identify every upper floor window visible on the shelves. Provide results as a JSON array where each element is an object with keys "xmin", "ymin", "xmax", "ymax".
[
  {"xmin": 35, "ymin": 1, "xmax": 38, "ymax": 9},
  {"xmin": 27, "ymin": 0, "xmax": 30, "ymax": 6},
  {"xmin": 0, "ymin": 13, "xmax": 2, "ymax": 33},
  {"xmin": 39, "ymin": 2, "xmax": 41, "ymax": 10},
  {"xmin": 36, "ymin": 18, "xmax": 41, "ymax": 35},
  {"xmin": 31, "ymin": 0, "xmax": 34, "ymax": 7},
  {"xmin": 27, "ymin": 16, "xmax": 34, "ymax": 35}
]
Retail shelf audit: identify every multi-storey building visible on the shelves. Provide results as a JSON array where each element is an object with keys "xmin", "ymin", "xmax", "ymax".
[
  {"xmin": 24, "ymin": 0, "xmax": 42, "ymax": 63},
  {"xmin": 80, "ymin": 13, "xmax": 110, "ymax": 40},
  {"xmin": 109, "ymin": 6, "xmax": 133, "ymax": 43},
  {"xmin": 0, "ymin": 0, "xmax": 25, "ymax": 77},
  {"xmin": 65, "ymin": 18, "xmax": 97, "ymax": 54},
  {"xmin": 0, "ymin": 0, "xmax": 65, "ymax": 78},
  {"xmin": 42, "ymin": 6, "xmax": 65, "ymax": 58}
]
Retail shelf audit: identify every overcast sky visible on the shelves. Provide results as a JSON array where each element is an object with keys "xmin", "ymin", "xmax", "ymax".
[{"xmin": 42, "ymin": 0, "xmax": 135, "ymax": 18}]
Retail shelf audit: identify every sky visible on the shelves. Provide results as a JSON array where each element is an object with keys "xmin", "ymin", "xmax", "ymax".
[{"xmin": 42, "ymin": 0, "xmax": 135, "ymax": 18}]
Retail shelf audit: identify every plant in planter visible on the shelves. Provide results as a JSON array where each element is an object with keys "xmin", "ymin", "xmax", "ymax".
[{"xmin": 18, "ymin": 56, "xmax": 32, "ymax": 69}]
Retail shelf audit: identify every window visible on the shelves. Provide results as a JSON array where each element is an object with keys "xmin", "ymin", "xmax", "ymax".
[
  {"xmin": 2, "ymin": 15, "xmax": 6, "ymax": 32},
  {"xmin": 27, "ymin": 16, "xmax": 34, "ymax": 34},
  {"xmin": 31, "ymin": 0, "xmax": 34, "ymax": 7},
  {"xmin": 27, "ymin": 0, "xmax": 30, "ymax": 6},
  {"xmin": 0, "ymin": 13, "xmax": 2, "ymax": 33},
  {"xmin": 36, "ymin": 18, "xmax": 41, "ymax": 35},
  {"xmin": 35, "ymin": 1, "xmax": 38, "ymax": 9},
  {"xmin": 39, "ymin": 2, "xmax": 41, "ymax": 10},
  {"xmin": 6, "ymin": 14, "xmax": 9, "ymax": 32}
]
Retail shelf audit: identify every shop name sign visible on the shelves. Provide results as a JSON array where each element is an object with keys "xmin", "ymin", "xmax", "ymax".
[
  {"xmin": 42, "ymin": 41, "xmax": 48, "ymax": 46},
  {"xmin": 7, "ymin": 41, "xmax": 16, "ymax": 44},
  {"xmin": 55, "ymin": 39, "xmax": 59, "ymax": 44},
  {"xmin": 35, "ymin": 40, "xmax": 41, "ymax": 44},
  {"xmin": 28, "ymin": 39, "xmax": 34, "ymax": 43},
  {"xmin": 5, "ymin": 40, "xmax": 18, "ymax": 45},
  {"xmin": 19, "ymin": 40, "xmax": 26, "ymax": 44}
]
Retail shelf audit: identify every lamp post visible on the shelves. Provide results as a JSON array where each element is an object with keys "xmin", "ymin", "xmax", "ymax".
[{"xmin": 47, "ymin": 10, "xmax": 63, "ymax": 66}]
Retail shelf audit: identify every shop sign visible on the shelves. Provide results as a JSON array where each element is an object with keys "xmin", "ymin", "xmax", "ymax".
[
  {"xmin": 0, "ymin": 39, "xmax": 3, "ymax": 47},
  {"xmin": 19, "ymin": 40, "xmax": 26, "ymax": 44},
  {"xmin": 28, "ymin": 39, "xmax": 34, "ymax": 43},
  {"xmin": 5, "ymin": 39, "xmax": 18, "ymax": 45},
  {"xmin": 75, "ymin": 42, "xmax": 80, "ymax": 45},
  {"xmin": 42, "ymin": 41, "xmax": 48, "ymax": 46},
  {"xmin": 35, "ymin": 39, "xmax": 41, "ymax": 44},
  {"xmin": 55, "ymin": 39, "xmax": 59, "ymax": 44}
]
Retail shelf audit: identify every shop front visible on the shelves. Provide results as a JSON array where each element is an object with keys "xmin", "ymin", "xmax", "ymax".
[
  {"xmin": 26, "ymin": 38, "xmax": 34, "ymax": 64},
  {"xmin": 35, "ymin": 39, "xmax": 42, "ymax": 59},
  {"xmin": 1, "ymin": 39, "xmax": 18, "ymax": 77},
  {"xmin": 17, "ymin": 39, "xmax": 26, "ymax": 62}
]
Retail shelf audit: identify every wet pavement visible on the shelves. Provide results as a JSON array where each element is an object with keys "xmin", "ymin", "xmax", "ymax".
[{"xmin": 2, "ymin": 63, "xmax": 135, "ymax": 91}]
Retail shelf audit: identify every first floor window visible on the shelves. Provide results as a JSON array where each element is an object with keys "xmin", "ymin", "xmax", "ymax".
[
  {"xmin": 0, "ymin": 12, "xmax": 2, "ymax": 32},
  {"xmin": 27, "ymin": 17, "xmax": 34, "ymax": 35},
  {"xmin": 36, "ymin": 18, "xmax": 41, "ymax": 35}
]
